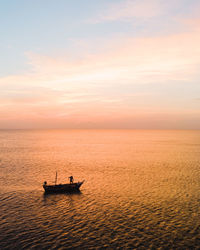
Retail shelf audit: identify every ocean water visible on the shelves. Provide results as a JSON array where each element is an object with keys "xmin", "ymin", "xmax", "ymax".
[{"xmin": 0, "ymin": 129, "xmax": 200, "ymax": 249}]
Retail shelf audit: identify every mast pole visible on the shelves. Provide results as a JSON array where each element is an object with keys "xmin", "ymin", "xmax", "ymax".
[{"xmin": 55, "ymin": 171, "xmax": 57, "ymax": 185}]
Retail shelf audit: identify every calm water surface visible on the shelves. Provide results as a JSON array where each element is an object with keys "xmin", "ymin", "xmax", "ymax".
[{"xmin": 0, "ymin": 130, "xmax": 200, "ymax": 249}]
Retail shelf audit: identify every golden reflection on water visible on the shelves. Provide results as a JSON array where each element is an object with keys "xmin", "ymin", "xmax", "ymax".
[{"xmin": 0, "ymin": 130, "xmax": 200, "ymax": 248}]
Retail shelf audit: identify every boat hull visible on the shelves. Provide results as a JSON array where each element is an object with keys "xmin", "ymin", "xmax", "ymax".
[{"xmin": 43, "ymin": 181, "xmax": 84, "ymax": 193}]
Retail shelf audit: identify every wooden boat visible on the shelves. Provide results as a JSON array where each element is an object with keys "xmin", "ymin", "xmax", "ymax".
[{"xmin": 43, "ymin": 172, "xmax": 84, "ymax": 193}]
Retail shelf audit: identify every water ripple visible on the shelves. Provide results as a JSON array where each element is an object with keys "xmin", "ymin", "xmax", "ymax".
[{"xmin": 1, "ymin": 130, "xmax": 200, "ymax": 249}]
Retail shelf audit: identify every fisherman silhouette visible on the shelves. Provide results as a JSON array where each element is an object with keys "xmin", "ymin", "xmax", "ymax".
[{"xmin": 69, "ymin": 176, "xmax": 74, "ymax": 184}]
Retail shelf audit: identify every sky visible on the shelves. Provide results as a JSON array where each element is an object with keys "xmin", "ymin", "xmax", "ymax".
[{"xmin": 0, "ymin": 0, "xmax": 200, "ymax": 129}]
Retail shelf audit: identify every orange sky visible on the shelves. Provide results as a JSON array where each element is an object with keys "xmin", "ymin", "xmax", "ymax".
[{"xmin": 0, "ymin": 0, "xmax": 200, "ymax": 129}]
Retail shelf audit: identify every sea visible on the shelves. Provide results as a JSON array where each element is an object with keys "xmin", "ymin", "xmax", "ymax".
[{"xmin": 0, "ymin": 129, "xmax": 200, "ymax": 249}]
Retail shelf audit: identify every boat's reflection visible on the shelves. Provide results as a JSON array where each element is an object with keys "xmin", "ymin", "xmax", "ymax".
[
  {"xmin": 42, "ymin": 190, "xmax": 82, "ymax": 204},
  {"xmin": 43, "ymin": 190, "xmax": 82, "ymax": 196}
]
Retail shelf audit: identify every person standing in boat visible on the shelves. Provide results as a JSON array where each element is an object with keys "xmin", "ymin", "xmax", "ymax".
[{"xmin": 69, "ymin": 176, "xmax": 74, "ymax": 184}]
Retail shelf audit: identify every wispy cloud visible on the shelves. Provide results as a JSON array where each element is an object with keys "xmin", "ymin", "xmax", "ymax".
[
  {"xmin": 0, "ymin": 12, "xmax": 200, "ymax": 128},
  {"xmin": 26, "ymin": 23, "xmax": 200, "ymax": 85},
  {"xmin": 89, "ymin": 0, "xmax": 163, "ymax": 23},
  {"xmin": 1, "ymin": 18, "xmax": 200, "ymax": 96}
]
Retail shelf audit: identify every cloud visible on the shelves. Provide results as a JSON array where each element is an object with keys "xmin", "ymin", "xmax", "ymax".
[
  {"xmin": 182, "ymin": 17, "xmax": 200, "ymax": 32},
  {"xmin": 89, "ymin": 0, "xmax": 200, "ymax": 24},
  {"xmin": 0, "ymin": 14, "xmax": 200, "ymax": 128},
  {"xmin": 25, "ymin": 24, "xmax": 200, "ymax": 85},
  {"xmin": 1, "ymin": 20, "xmax": 200, "ymax": 93},
  {"xmin": 90, "ymin": 0, "xmax": 163, "ymax": 23}
]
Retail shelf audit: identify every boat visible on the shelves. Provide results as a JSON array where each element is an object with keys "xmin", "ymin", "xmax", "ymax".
[{"xmin": 43, "ymin": 172, "xmax": 84, "ymax": 193}]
